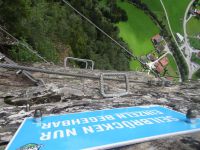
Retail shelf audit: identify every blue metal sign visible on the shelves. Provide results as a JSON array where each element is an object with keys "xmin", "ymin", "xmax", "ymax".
[{"xmin": 6, "ymin": 105, "xmax": 200, "ymax": 150}]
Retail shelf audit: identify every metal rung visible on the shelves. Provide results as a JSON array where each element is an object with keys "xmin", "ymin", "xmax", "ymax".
[
  {"xmin": 100, "ymin": 73, "xmax": 129, "ymax": 98},
  {"xmin": 64, "ymin": 57, "xmax": 94, "ymax": 70},
  {"xmin": 0, "ymin": 56, "xmax": 5, "ymax": 61}
]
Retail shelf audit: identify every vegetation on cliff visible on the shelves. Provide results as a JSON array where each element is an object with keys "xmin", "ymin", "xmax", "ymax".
[{"xmin": 0, "ymin": 0, "xmax": 130, "ymax": 71}]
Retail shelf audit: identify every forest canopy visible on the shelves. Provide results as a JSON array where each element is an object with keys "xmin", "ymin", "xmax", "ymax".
[{"xmin": 0, "ymin": 0, "xmax": 130, "ymax": 71}]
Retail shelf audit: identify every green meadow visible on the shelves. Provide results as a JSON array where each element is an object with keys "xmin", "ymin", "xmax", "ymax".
[
  {"xmin": 116, "ymin": 0, "xmax": 159, "ymax": 70},
  {"xmin": 141, "ymin": 0, "xmax": 164, "ymax": 20},
  {"xmin": 166, "ymin": 54, "xmax": 179, "ymax": 78},
  {"xmin": 191, "ymin": 53, "xmax": 200, "ymax": 65},
  {"xmin": 187, "ymin": 17, "xmax": 200, "ymax": 36},
  {"xmin": 189, "ymin": 37, "xmax": 200, "ymax": 50},
  {"xmin": 187, "ymin": 15, "xmax": 200, "ymax": 50},
  {"xmin": 162, "ymin": 0, "xmax": 190, "ymax": 34},
  {"xmin": 142, "ymin": 0, "xmax": 190, "ymax": 35}
]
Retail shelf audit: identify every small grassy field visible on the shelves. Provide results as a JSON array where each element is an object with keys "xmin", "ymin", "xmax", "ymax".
[
  {"xmin": 142, "ymin": 0, "xmax": 190, "ymax": 35},
  {"xmin": 162, "ymin": 0, "xmax": 190, "ymax": 34},
  {"xmin": 141, "ymin": 0, "xmax": 165, "ymax": 21},
  {"xmin": 192, "ymin": 69, "xmax": 200, "ymax": 80},
  {"xmin": 161, "ymin": 54, "xmax": 179, "ymax": 80},
  {"xmin": 167, "ymin": 54, "xmax": 179, "ymax": 75},
  {"xmin": 116, "ymin": 0, "xmax": 159, "ymax": 70},
  {"xmin": 187, "ymin": 17, "xmax": 200, "ymax": 36},
  {"xmin": 187, "ymin": 16, "xmax": 200, "ymax": 50},
  {"xmin": 191, "ymin": 53, "xmax": 200, "ymax": 65},
  {"xmin": 189, "ymin": 37, "xmax": 200, "ymax": 50}
]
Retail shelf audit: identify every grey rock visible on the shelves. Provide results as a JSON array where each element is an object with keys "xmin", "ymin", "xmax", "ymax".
[
  {"xmin": 0, "ymin": 135, "xmax": 12, "ymax": 142},
  {"xmin": 0, "ymin": 111, "xmax": 7, "ymax": 118},
  {"xmin": 8, "ymin": 110, "xmax": 33, "ymax": 120},
  {"xmin": 58, "ymin": 87, "xmax": 85, "ymax": 97},
  {"xmin": 157, "ymin": 98, "xmax": 169, "ymax": 103},
  {"xmin": 0, "ymin": 64, "xmax": 200, "ymax": 149}
]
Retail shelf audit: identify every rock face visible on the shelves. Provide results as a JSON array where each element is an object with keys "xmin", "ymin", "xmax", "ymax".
[{"xmin": 0, "ymin": 64, "xmax": 200, "ymax": 150}]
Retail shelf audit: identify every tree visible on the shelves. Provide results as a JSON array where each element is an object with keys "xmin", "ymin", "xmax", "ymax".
[
  {"xmin": 0, "ymin": 0, "xmax": 31, "ymax": 35},
  {"xmin": 0, "ymin": 0, "xmax": 130, "ymax": 70}
]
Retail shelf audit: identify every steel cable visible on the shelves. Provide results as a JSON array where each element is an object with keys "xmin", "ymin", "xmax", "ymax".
[
  {"xmin": 62, "ymin": 0, "xmax": 161, "ymax": 79},
  {"xmin": 0, "ymin": 63, "xmax": 148, "ymax": 83},
  {"xmin": 0, "ymin": 26, "xmax": 49, "ymax": 63}
]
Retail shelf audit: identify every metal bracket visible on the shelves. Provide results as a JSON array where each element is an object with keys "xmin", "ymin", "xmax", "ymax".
[
  {"xmin": 100, "ymin": 73, "xmax": 129, "ymax": 98},
  {"xmin": 0, "ymin": 56, "xmax": 5, "ymax": 61},
  {"xmin": 0, "ymin": 52, "xmax": 43, "ymax": 86},
  {"xmin": 64, "ymin": 57, "xmax": 94, "ymax": 70}
]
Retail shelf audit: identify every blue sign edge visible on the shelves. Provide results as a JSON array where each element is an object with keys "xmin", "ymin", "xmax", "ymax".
[
  {"xmin": 83, "ymin": 128, "xmax": 200, "ymax": 150},
  {"xmin": 5, "ymin": 117, "xmax": 27, "ymax": 150},
  {"xmin": 5, "ymin": 105, "xmax": 200, "ymax": 150}
]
